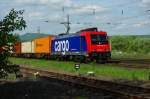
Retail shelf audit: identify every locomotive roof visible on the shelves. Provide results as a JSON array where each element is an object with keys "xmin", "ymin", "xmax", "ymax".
[
  {"xmin": 76, "ymin": 27, "xmax": 98, "ymax": 33},
  {"xmin": 55, "ymin": 27, "xmax": 106, "ymax": 39},
  {"xmin": 56, "ymin": 31, "xmax": 106, "ymax": 39},
  {"xmin": 56, "ymin": 33, "xmax": 80, "ymax": 39}
]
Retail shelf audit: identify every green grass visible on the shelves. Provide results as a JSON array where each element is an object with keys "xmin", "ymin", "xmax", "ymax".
[{"xmin": 9, "ymin": 57, "xmax": 150, "ymax": 81}]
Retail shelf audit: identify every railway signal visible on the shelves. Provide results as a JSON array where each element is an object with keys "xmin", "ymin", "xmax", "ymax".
[{"xmin": 74, "ymin": 64, "xmax": 80, "ymax": 71}]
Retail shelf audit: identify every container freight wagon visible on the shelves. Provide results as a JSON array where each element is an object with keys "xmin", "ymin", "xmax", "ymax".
[
  {"xmin": 51, "ymin": 27, "xmax": 111, "ymax": 62},
  {"xmin": 13, "ymin": 42, "xmax": 21, "ymax": 56},
  {"xmin": 21, "ymin": 41, "xmax": 34, "ymax": 57},
  {"xmin": 34, "ymin": 35, "xmax": 54, "ymax": 58}
]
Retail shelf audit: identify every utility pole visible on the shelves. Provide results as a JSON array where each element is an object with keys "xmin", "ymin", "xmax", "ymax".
[
  {"xmin": 93, "ymin": 8, "xmax": 96, "ymax": 15},
  {"xmin": 60, "ymin": 14, "xmax": 71, "ymax": 34},
  {"xmin": 122, "ymin": 9, "xmax": 124, "ymax": 15},
  {"xmin": 66, "ymin": 14, "xmax": 70, "ymax": 34},
  {"xmin": 37, "ymin": 26, "xmax": 40, "ymax": 34}
]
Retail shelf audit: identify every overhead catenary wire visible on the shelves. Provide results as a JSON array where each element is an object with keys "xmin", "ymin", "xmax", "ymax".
[{"xmin": 2, "ymin": 0, "xmax": 148, "ymax": 29}]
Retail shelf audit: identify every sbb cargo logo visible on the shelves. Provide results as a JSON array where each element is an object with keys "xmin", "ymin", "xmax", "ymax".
[{"xmin": 54, "ymin": 40, "xmax": 69, "ymax": 54}]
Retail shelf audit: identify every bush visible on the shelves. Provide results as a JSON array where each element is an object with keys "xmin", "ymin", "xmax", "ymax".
[{"xmin": 110, "ymin": 36, "xmax": 150, "ymax": 54}]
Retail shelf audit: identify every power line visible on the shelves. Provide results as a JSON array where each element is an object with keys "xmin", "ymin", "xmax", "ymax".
[
  {"xmin": 43, "ymin": 13, "xmax": 149, "ymax": 27},
  {"xmin": 10, "ymin": 1, "xmax": 148, "ymax": 29}
]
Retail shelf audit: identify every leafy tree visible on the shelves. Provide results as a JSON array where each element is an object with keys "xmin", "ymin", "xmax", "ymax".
[
  {"xmin": 0, "ymin": 8, "xmax": 26, "ymax": 78},
  {"xmin": 111, "ymin": 36, "xmax": 150, "ymax": 54}
]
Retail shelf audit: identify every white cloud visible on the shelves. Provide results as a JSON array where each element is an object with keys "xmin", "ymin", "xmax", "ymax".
[
  {"xmin": 73, "ymin": 5, "xmax": 106, "ymax": 14},
  {"xmin": 47, "ymin": 14, "xmax": 63, "ymax": 22},
  {"xmin": 13, "ymin": 0, "xmax": 72, "ymax": 21},
  {"xmin": 1, "ymin": 0, "xmax": 149, "ymax": 35},
  {"xmin": 27, "ymin": 12, "xmax": 43, "ymax": 19},
  {"xmin": 142, "ymin": 0, "xmax": 150, "ymax": 3},
  {"xmin": 133, "ymin": 21, "xmax": 150, "ymax": 27},
  {"xmin": 47, "ymin": 0, "xmax": 72, "ymax": 6},
  {"xmin": 141, "ymin": 0, "xmax": 150, "ymax": 7},
  {"xmin": 113, "ymin": 23, "xmax": 127, "ymax": 30},
  {"xmin": 14, "ymin": 0, "xmax": 72, "ymax": 6},
  {"xmin": 15, "ymin": 0, "xmax": 35, "ymax": 4},
  {"xmin": 95, "ymin": 15, "xmax": 108, "ymax": 21}
]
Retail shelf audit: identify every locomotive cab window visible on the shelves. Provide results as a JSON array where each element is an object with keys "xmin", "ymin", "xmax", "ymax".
[{"xmin": 91, "ymin": 34, "xmax": 108, "ymax": 44}]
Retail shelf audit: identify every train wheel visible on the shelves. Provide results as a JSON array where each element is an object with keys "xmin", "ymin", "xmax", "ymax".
[
  {"xmin": 95, "ymin": 54, "xmax": 105, "ymax": 63},
  {"xmin": 96, "ymin": 59, "xmax": 106, "ymax": 64},
  {"xmin": 74, "ymin": 56, "xmax": 79, "ymax": 62},
  {"xmin": 83, "ymin": 57, "xmax": 90, "ymax": 63}
]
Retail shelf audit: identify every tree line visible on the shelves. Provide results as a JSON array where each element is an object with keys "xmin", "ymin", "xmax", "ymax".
[{"xmin": 111, "ymin": 36, "xmax": 150, "ymax": 54}]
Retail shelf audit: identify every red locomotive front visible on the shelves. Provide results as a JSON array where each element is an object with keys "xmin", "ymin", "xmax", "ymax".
[{"xmin": 80, "ymin": 28, "xmax": 111, "ymax": 62}]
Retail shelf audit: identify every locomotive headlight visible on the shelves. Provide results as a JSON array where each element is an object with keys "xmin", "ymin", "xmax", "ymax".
[{"xmin": 93, "ymin": 53, "xmax": 97, "ymax": 56}]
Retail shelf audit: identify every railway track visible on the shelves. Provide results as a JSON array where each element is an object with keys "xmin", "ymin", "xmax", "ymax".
[
  {"xmin": 19, "ymin": 66, "xmax": 150, "ymax": 99},
  {"xmin": 107, "ymin": 59, "xmax": 150, "ymax": 69},
  {"xmin": 115, "ymin": 59, "xmax": 150, "ymax": 64}
]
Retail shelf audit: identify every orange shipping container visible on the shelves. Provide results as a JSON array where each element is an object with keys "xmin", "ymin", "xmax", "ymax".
[
  {"xmin": 34, "ymin": 35, "xmax": 54, "ymax": 54},
  {"xmin": 14, "ymin": 42, "xmax": 21, "ymax": 54}
]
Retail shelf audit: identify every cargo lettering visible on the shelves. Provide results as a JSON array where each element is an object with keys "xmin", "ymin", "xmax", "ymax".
[{"xmin": 55, "ymin": 40, "xmax": 69, "ymax": 54}]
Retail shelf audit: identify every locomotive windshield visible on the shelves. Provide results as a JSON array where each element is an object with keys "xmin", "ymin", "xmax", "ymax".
[{"xmin": 91, "ymin": 34, "xmax": 108, "ymax": 44}]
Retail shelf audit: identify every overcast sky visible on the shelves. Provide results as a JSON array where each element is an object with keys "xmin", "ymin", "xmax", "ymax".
[{"xmin": 0, "ymin": 0, "xmax": 150, "ymax": 35}]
